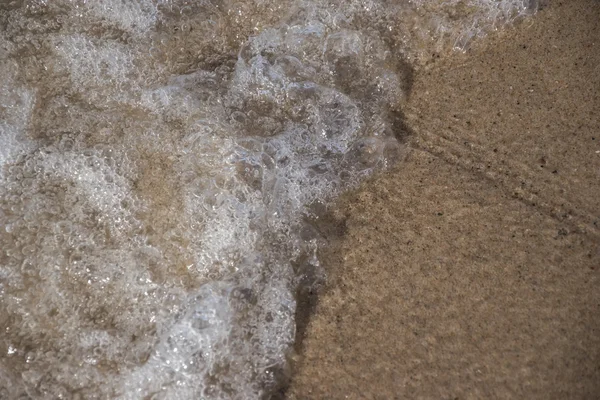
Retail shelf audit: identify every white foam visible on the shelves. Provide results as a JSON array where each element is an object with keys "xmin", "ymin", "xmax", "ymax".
[
  {"xmin": 53, "ymin": 34, "xmax": 140, "ymax": 104},
  {"xmin": 82, "ymin": 0, "xmax": 159, "ymax": 36},
  {"xmin": 0, "ymin": 59, "xmax": 35, "ymax": 180}
]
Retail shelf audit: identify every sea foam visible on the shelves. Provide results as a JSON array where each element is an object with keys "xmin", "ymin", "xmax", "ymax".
[{"xmin": 0, "ymin": 0, "xmax": 534, "ymax": 398}]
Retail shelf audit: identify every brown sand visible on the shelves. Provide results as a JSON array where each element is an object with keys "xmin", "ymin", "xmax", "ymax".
[{"xmin": 287, "ymin": 0, "xmax": 600, "ymax": 398}]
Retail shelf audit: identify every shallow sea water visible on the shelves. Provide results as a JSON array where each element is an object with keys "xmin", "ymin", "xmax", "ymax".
[{"xmin": 0, "ymin": 0, "xmax": 534, "ymax": 398}]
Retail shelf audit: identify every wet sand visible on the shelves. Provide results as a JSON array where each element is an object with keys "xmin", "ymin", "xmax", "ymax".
[{"xmin": 287, "ymin": 0, "xmax": 600, "ymax": 398}]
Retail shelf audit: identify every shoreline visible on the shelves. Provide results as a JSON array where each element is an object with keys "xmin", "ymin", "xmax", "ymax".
[{"xmin": 287, "ymin": 0, "xmax": 600, "ymax": 398}]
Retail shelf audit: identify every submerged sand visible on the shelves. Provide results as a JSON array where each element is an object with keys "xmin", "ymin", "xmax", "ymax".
[{"xmin": 287, "ymin": 0, "xmax": 600, "ymax": 398}]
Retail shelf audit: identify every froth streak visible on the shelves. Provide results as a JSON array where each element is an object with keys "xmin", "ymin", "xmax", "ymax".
[{"xmin": 0, "ymin": 0, "xmax": 533, "ymax": 398}]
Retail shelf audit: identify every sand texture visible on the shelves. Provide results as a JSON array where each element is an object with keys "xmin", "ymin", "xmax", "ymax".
[{"xmin": 286, "ymin": 0, "xmax": 600, "ymax": 398}]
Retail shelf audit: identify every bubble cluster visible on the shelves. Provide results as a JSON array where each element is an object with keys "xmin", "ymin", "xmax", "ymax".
[{"xmin": 0, "ymin": 0, "xmax": 534, "ymax": 398}]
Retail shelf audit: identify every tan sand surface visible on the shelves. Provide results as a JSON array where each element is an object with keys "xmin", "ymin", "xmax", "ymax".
[{"xmin": 286, "ymin": 0, "xmax": 600, "ymax": 398}]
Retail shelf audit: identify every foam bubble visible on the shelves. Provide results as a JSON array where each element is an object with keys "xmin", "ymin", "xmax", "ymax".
[
  {"xmin": 0, "ymin": 59, "xmax": 35, "ymax": 180},
  {"xmin": 82, "ymin": 0, "xmax": 159, "ymax": 36}
]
